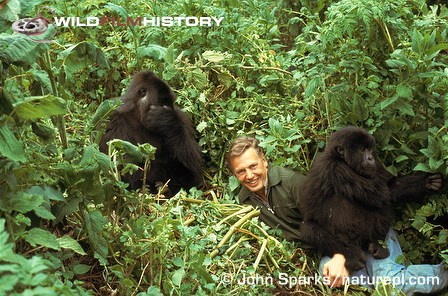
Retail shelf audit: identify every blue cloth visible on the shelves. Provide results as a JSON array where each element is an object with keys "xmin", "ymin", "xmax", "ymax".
[{"xmin": 319, "ymin": 228, "xmax": 448, "ymax": 295}]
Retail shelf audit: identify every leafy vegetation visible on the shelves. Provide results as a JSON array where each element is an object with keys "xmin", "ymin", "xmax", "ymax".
[{"xmin": 0, "ymin": 0, "xmax": 447, "ymax": 294}]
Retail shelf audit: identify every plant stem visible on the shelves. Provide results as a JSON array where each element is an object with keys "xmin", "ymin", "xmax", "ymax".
[
  {"xmin": 253, "ymin": 239, "xmax": 267, "ymax": 272},
  {"xmin": 210, "ymin": 208, "xmax": 260, "ymax": 258},
  {"xmin": 41, "ymin": 51, "xmax": 68, "ymax": 149}
]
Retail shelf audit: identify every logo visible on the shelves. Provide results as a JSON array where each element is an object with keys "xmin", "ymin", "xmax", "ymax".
[
  {"xmin": 11, "ymin": 9, "xmax": 57, "ymax": 43},
  {"xmin": 11, "ymin": 7, "xmax": 224, "ymax": 43}
]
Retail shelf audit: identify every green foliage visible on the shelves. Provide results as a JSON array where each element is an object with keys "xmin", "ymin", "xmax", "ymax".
[
  {"xmin": 0, "ymin": 218, "xmax": 90, "ymax": 295},
  {"xmin": 0, "ymin": 0, "xmax": 447, "ymax": 294},
  {"xmin": 104, "ymin": 192, "xmax": 325, "ymax": 295}
]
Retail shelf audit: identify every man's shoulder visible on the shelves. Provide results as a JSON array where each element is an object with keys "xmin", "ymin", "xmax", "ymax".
[{"xmin": 270, "ymin": 165, "xmax": 306, "ymax": 182}]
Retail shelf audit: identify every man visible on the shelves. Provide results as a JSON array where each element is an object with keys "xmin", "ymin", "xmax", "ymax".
[{"xmin": 226, "ymin": 136, "xmax": 448, "ymax": 294}]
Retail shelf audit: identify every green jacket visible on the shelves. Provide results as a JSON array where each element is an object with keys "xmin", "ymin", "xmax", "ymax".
[{"xmin": 238, "ymin": 165, "xmax": 306, "ymax": 241}]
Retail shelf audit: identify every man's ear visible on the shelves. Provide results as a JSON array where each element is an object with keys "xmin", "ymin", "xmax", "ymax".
[{"xmin": 262, "ymin": 155, "xmax": 268, "ymax": 168}]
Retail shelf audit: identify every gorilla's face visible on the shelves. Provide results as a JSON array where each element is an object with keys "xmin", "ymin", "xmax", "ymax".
[
  {"xmin": 329, "ymin": 127, "xmax": 378, "ymax": 178},
  {"xmin": 124, "ymin": 71, "xmax": 176, "ymax": 121}
]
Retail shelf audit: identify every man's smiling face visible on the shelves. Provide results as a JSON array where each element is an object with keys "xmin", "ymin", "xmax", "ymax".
[{"xmin": 230, "ymin": 147, "xmax": 268, "ymax": 198}]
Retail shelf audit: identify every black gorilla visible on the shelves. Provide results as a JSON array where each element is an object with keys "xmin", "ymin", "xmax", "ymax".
[
  {"xmin": 99, "ymin": 71, "xmax": 202, "ymax": 196},
  {"xmin": 299, "ymin": 126, "xmax": 442, "ymax": 271}
]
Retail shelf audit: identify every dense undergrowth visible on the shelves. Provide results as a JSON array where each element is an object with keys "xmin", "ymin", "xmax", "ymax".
[{"xmin": 0, "ymin": 0, "xmax": 447, "ymax": 295}]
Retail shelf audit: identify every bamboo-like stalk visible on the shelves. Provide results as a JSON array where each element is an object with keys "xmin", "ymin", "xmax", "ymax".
[
  {"xmin": 253, "ymin": 238, "xmax": 267, "ymax": 272},
  {"xmin": 216, "ymin": 205, "xmax": 254, "ymax": 227},
  {"xmin": 210, "ymin": 209, "xmax": 260, "ymax": 258}
]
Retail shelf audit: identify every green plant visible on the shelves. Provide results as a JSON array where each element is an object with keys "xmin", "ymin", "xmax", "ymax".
[{"xmin": 0, "ymin": 0, "xmax": 447, "ymax": 294}]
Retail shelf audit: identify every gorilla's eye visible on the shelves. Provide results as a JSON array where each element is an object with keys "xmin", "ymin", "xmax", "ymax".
[{"xmin": 137, "ymin": 88, "xmax": 147, "ymax": 98}]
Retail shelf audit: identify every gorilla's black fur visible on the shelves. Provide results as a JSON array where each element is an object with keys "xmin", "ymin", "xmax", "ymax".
[
  {"xmin": 99, "ymin": 71, "xmax": 202, "ymax": 196},
  {"xmin": 299, "ymin": 126, "xmax": 442, "ymax": 271}
]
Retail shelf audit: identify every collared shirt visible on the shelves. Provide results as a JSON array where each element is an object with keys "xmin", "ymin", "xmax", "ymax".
[{"xmin": 238, "ymin": 165, "xmax": 307, "ymax": 241}]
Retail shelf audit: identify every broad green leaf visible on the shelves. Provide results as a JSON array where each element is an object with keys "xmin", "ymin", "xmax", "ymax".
[
  {"xmin": 108, "ymin": 139, "xmax": 146, "ymax": 163},
  {"xmin": 429, "ymin": 158, "xmax": 444, "ymax": 170},
  {"xmin": 73, "ymin": 264, "xmax": 91, "ymax": 275},
  {"xmin": 137, "ymin": 45, "xmax": 167, "ymax": 61},
  {"xmin": 25, "ymin": 228, "xmax": 60, "ymax": 250},
  {"xmin": 269, "ymin": 118, "xmax": 283, "ymax": 134},
  {"xmin": 352, "ymin": 96, "xmax": 369, "ymax": 120},
  {"xmin": 10, "ymin": 193, "xmax": 43, "ymax": 213},
  {"xmin": 411, "ymin": 29, "xmax": 424, "ymax": 54},
  {"xmin": 58, "ymin": 235, "xmax": 86, "ymax": 255},
  {"xmin": 172, "ymin": 268, "xmax": 185, "ymax": 287},
  {"xmin": 259, "ymin": 73, "xmax": 280, "ymax": 86},
  {"xmin": 202, "ymin": 50, "xmax": 231, "ymax": 63},
  {"xmin": 228, "ymin": 175, "xmax": 240, "ymax": 192},
  {"xmin": 25, "ymin": 255, "xmax": 51, "ymax": 274},
  {"xmin": 165, "ymin": 44, "xmax": 175, "ymax": 64},
  {"xmin": 84, "ymin": 210, "xmax": 108, "ymax": 265},
  {"xmin": 27, "ymin": 69, "xmax": 52, "ymax": 92},
  {"xmin": 411, "ymin": 215, "xmax": 425, "ymax": 230},
  {"xmin": 18, "ymin": 0, "xmax": 46, "ymax": 16},
  {"xmin": 395, "ymin": 85, "xmax": 412, "ymax": 98},
  {"xmin": 26, "ymin": 186, "xmax": 65, "ymax": 201},
  {"xmin": 420, "ymin": 148, "xmax": 431, "ymax": 158},
  {"xmin": 196, "ymin": 121, "xmax": 207, "ymax": 133},
  {"xmin": 414, "ymin": 163, "xmax": 431, "ymax": 172},
  {"xmin": 57, "ymin": 42, "xmax": 109, "ymax": 76},
  {"xmin": 34, "ymin": 207, "xmax": 55, "ymax": 220},
  {"xmin": 0, "ymin": 125, "xmax": 26, "ymax": 162},
  {"xmin": 0, "ymin": 0, "xmax": 20, "ymax": 21},
  {"xmin": 172, "ymin": 257, "xmax": 184, "ymax": 268},
  {"xmin": 0, "ymin": 219, "xmax": 16, "ymax": 261},
  {"xmin": 104, "ymin": 3, "xmax": 128, "ymax": 19},
  {"xmin": 89, "ymin": 98, "xmax": 121, "ymax": 131},
  {"xmin": 380, "ymin": 96, "xmax": 398, "ymax": 110},
  {"xmin": 218, "ymin": 72, "xmax": 233, "ymax": 88},
  {"xmin": 304, "ymin": 76, "xmax": 321, "ymax": 98},
  {"xmin": 140, "ymin": 286, "xmax": 163, "ymax": 296},
  {"xmin": 394, "ymin": 155, "xmax": 409, "ymax": 163},
  {"xmin": 0, "ymin": 33, "xmax": 48, "ymax": 65},
  {"xmin": 13, "ymin": 95, "xmax": 67, "ymax": 121},
  {"xmin": 188, "ymin": 68, "xmax": 208, "ymax": 90},
  {"xmin": 396, "ymin": 101, "xmax": 415, "ymax": 116},
  {"xmin": 32, "ymin": 122, "xmax": 57, "ymax": 142},
  {"xmin": 427, "ymin": 43, "xmax": 448, "ymax": 58},
  {"xmin": 438, "ymin": 230, "xmax": 448, "ymax": 244},
  {"xmin": 52, "ymin": 197, "xmax": 83, "ymax": 224}
]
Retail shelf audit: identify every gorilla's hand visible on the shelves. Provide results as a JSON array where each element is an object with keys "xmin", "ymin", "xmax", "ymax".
[
  {"xmin": 344, "ymin": 246, "xmax": 368, "ymax": 272},
  {"xmin": 143, "ymin": 105, "xmax": 181, "ymax": 131},
  {"xmin": 368, "ymin": 241, "xmax": 390, "ymax": 259},
  {"xmin": 425, "ymin": 174, "xmax": 443, "ymax": 191}
]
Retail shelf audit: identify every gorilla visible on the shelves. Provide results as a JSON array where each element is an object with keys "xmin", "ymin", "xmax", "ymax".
[
  {"xmin": 99, "ymin": 71, "xmax": 202, "ymax": 196},
  {"xmin": 299, "ymin": 126, "xmax": 443, "ymax": 271}
]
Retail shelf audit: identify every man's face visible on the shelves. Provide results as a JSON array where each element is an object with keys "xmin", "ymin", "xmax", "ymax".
[{"xmin": 230, "ymin": 147, "xmax": 268, "ymax": 197}]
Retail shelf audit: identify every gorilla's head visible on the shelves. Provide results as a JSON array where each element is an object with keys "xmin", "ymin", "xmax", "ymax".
[
  {"xmin": 327, "ymin": 126, "xmax": 378, "ymax": 178},
  {"xmin": 119, "ymin": 71, "xmax": 176, "ymax": 121}
]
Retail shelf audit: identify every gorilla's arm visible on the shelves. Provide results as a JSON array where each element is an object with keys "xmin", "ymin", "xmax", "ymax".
[
  {"xmin": 388, "ymin": 174, "xmax": 443, "ymax": 202},
  {"xmin": 99, "ymin": 111, "xmax": 149, "ymax": 154},
  {"xmin": 300, "ymin": 220, "xmax": 367, "ymax": 272},
  {"xmin": 143, "ymin": 106, "xmax": 202, "ymax": 184}
]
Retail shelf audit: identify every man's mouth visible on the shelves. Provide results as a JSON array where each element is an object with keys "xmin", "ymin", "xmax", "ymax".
[{"xmin": 246, "ymin": 179, "xmax": 259, "ymax": 186}]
